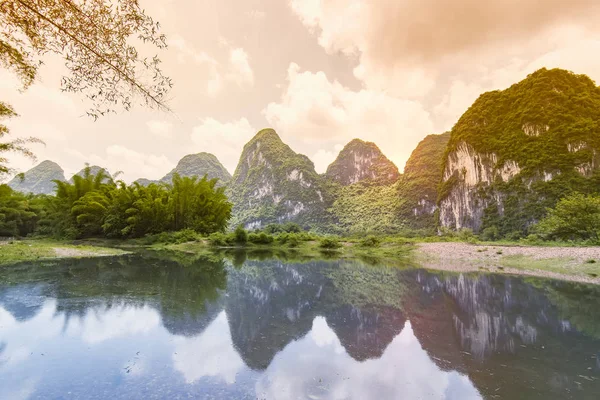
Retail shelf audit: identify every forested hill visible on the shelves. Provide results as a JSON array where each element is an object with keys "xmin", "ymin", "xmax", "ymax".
[
  {"xmin": 5, "ymin": 67, "xmax": 600, "ymax": 237},
  {"xmin": 439, "ymin": 68, "xmax": 600, "ymax": 236}
]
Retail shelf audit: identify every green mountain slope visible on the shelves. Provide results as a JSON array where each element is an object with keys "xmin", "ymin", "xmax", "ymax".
[
  {"xmin": 397, "ymin": 132, "xmax": 450, "ymax": 230},
  {"xmin": 227, "ymin": 129, "xmax": 330, "ymax": 229},
  {"xmin": 439, "ymin": 68, "xmax": 600, "ymax": 235},
  {"xmin": 7, "ymin": 160, "xmax": 66, "ymax": 195}
]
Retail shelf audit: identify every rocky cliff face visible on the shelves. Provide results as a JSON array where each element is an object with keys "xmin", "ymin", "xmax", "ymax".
[
  {"xmin": 8, "ymin": 160, "xmax": 66, "ymax": 195},
  {"xmin": 325, "ymin": 139, "xmax": 399, "ymax": 186},
  {"xmin": 160, "ymin": 152, "xmax": 231, "ymax": 185},
  {"xmin": 227, "ymin": 129, "xmax": 329, "ymax": 229},
  {"xmin": 439, "ymin": 68, "xmax": 600, "ymax": 233}
]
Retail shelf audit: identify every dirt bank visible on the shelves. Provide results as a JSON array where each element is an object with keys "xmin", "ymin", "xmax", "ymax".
[{"xmin": 416, "ymin": 242, "xmax": 600, "ymax": 284}]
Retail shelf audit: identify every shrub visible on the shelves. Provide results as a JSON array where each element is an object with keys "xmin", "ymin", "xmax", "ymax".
[
  {"xmin": 287, "ymin": 235, "xmax": 300, "ymax": 248},
  {"xmin": 248, "ymin": 232, "xmax": 274, "ymax": 245},
  {"xmin": 319, "ymin": 237, "xmax": 342, "ymax": 249},
  {"xmin": 458, "ymin": 228, "xmax": 476, "ymax": 243},
  {"xmin": 360, "ymin": 235, "xmax": 381, "ymax": 247},
  {"xmin": 535, "ymin": 193, "xmax": 600, "ymax": 243},
  {"xmin": 173, "ymin": 229, "xmax": 200, "ymax": 244},
  {"xmin": 480, "ymin": 226, "xmax": 500, "ymax": 241},
  {"xmin": 208, "ymin": 232, "xmax": 233, "ymax": 246},
  {"xmin": 234, "ymin": 225, "xmax": 248, "ymax": 244}
]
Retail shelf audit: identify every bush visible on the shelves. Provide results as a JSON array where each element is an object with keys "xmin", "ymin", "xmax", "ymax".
[
  {"xmin": 480, "ymin": 226, "xmax": 500, "ymax": 241},
  {"xmin": 319, "ymin": 237, "xmax": 342, "ymax": 249},
  {"xmin": 208, "ymin": 232, "xmax": 233, "ymax": 246},
  {"xmin": 287, "ymin": 235, "xmax": 300, "ymax": 248},
  {"xmin": 458, "ymin": 228, "xmax": 476, "ymax": 243},
  {"xmin": 360, "ymin": 235, "xmax": 381, "ymax": 247},
  {"xmin": 234, "ymin": 225, "xmax": 248, "ymax": 244},
  {"xmin": 535, "ymin": 193, "xmax": 600, "ymax": 243},
  {"xmin": 248, "ymin": 232, "xmax": 274, "ymax": 245},
  {"xmin": 173, "ymin": 229, "xmax": 200, "ymax": 244}
]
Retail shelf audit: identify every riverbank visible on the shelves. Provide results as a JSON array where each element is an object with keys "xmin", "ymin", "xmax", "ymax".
[
  {"xmin": 0, "ymin": 240, "xmax": 129, "ymax": 266},
  {"xmin": 416, "ymin": 242, "xmax": 600, "ymax": 284}
]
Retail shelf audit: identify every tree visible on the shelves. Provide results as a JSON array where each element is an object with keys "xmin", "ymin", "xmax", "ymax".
[
  {"xmin": 1, "ymin": 0, "xmax": 172, "ymax": 118},
  {"xmin": 535, "ymin": 193, "xmax": 600, "ymax": 242},
  {"xmin": 0, "ymin": 101, "xmax": 43, "ymax": 176},
  {"xmin": 0, "ymin": 0, "xmax": 171, "ymax": 174}
]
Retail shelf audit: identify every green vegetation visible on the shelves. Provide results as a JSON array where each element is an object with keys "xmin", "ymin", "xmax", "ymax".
[
  {"xmin": 227, "ymin": 129, "xmax": 331, "ymax": 228},
  {"xmin": 0, "ymin": 240, "xmax": 126, "ymax": 266},
  {"xmin": 319, "ymin": 237, "xmax": 342, "ymax": 250},
  {"xmin": 0, "ymin": 166, "xmax": 231, "ymax": 240},
  {"xmin": 443, "ymin": 68, "xmax": 600, "ymax": 236},
  {"xmin": 535, "ymin": 193, "xmax": 600, "ymax": 243}
]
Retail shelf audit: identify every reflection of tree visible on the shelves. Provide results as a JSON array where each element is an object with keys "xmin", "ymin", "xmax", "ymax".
[{"xmin": 0, "ymin": 252, "xmax": 228, "ymax": 336}]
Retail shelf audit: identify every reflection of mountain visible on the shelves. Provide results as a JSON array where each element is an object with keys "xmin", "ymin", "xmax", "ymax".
[
  {"xmin": 404, "ymin": 271, "xmax": 600, "ymax": 399},
  {"xmin": 224, "ymin": 259, "xmax": 408, "ymax": 369},
  {"xmin": 2, "ymin": 254, "xmax": 600, "ymax": 399}
]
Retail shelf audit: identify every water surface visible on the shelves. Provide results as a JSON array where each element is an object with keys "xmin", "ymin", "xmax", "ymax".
[{"xmin": 0, "ymin": 251, "xmax": 599, "ymax": 399}]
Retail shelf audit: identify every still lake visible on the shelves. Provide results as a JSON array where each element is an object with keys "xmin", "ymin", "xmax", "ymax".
[{"xmin": 0, "ymin": 251, "xmax": 599, "ymax": 399}]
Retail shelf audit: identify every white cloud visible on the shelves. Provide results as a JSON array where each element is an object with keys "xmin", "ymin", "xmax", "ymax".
[
  {"xmin": 170, "ymin": 35, "xmax": 254, "ymax": 97},
  {"xmin": 228, "ymin": 48, "xmax": 254, "ymax": 87},
  {"xmin": 263, "ymin": 63, "xmax": 434, "ymax": 172},
  {"xmin": 87, "ymin": 145, "xmax": 173, "ymax": 183},
  {"xmin": 146, "ymin": 120, "xmax": 174, "ymax": 139},
  {"xmin": 191, "ymin": 117, "xmax": 256, "ymax": 173},
  {"xmin": 172, "ymin": 312, "xmax": 245, "ymax": 384},
  {"xmin": 256, "ymin": 318, "xmax": 482, "ymax": 400}
]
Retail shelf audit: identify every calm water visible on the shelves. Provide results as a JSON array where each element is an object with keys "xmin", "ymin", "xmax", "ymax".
[{"xmin": 0, "ymin": 251, "xmax": 599, "ymax": 400}]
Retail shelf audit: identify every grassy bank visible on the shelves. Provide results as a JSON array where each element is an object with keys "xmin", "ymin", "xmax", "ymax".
[{"xmin": 0, "ymin": 240, "xmax": 128, "ymax": 266}]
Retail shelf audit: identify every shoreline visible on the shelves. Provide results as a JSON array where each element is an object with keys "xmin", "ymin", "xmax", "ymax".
[{"xmin": 416, "ymin": 242, "xmax": 600, "ymax": 284}]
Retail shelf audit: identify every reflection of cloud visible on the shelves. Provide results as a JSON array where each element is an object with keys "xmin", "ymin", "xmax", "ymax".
[
  {"xmin": 74, "ymin": 304, "xmax": 161, "ymax": 344},
  {"xmin": 172, "ymin": 311, "xmax": 244, "ymax": 384},
  {"xmin": 256, "ymin": 318, "xmax": 481, "ymax": 400}
]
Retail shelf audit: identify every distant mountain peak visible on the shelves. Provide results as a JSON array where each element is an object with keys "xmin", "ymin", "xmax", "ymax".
[
  {"xmin": 325, "ymin": 139, "xmax": 399, "ymax": 185},
  {"xmin": 7, "ymin": 160, "xmax": 66, "ymax": 195},
  {"xmin": 160, "ymin": 152, "xmax": 231, "ymax": 184}
]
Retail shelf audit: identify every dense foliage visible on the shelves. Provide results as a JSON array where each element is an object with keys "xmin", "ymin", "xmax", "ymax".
[
  {"xmin": 443, "ymin": 68, "xmax": 600, "ymax": 237},
  {"xmin": 534, "ymin": 193, "xmax": 600, "ymax": 242},
  {"xmin": 0, "ymin": 184, "xmax": 44, "ymax": 236},
  {"xmin": 1, "ymin": 167, "xmax": 231, "ymax": 239},
  {"xmin": 398, "ymin": 132, "xmax": 450, "ymax": 230}
]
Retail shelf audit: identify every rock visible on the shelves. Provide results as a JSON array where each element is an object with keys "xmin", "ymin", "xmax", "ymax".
[{"xmin": 7, "ymin": 160, "xmax": 66, "ymax": 195}]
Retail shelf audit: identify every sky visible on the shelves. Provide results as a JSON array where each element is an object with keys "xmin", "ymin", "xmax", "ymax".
[{"xmin": 3, "ymin": 0, "xmax": 600, "ymax": 183}]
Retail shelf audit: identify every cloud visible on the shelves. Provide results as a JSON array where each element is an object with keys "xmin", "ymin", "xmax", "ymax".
[
  {"xmin": 170, "ymin": 35, "xmax": 254, "ymax": 97},
  {"xmin": 256, "ymin": 317, "xmax": 482, "ymax": 400},
  {"xmin": 146, "ymin": 120, "xmax": 174, "ymax": 139},
  {"xmin": 263, "ymin": 63, "xmax": 434, "ymax": 172},
  {"xmin": 86, "ymin": 145, "xmax": 173, "ymax": 183},
  {"xmin": 172, "ymin": 312, "xmax": 245, "ymax": 384},
  {"xmin": 190, "ymin": 117, "xmax": 256, "ymax": 173},
  {"xmin": 290, "ymin": 0, "xmax": 600, "ymax": 101}
]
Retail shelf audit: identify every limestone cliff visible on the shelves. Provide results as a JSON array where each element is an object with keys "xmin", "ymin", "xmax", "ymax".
[
  {"xmin": 227, "ymin": 129, "xmax": 330, "ymax": 229},
  {"xmin": 439, "ymin": 68, "xmax": 600, "ymax": 234},
  {"xmin": 325, "ymin": 139, "xmax": 399, "ymax": 186}
]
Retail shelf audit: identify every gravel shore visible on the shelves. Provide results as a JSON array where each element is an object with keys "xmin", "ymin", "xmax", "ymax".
[{"xmin": 416, "ymin": 242, "xmax": 600, "ymax": 284}]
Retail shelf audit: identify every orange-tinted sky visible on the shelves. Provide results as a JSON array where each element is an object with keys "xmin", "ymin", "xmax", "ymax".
[{"xmin": 3, "ymin": 0, "xmax": 600, "ymax": 182}]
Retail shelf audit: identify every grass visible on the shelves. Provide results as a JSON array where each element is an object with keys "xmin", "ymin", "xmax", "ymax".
[
  {"xmin": 0, "ymin": 240, "xmax": 128, "ymax": 266},
  {"xmin": 499, "ymin": 254, "xmax": 600, "ymax": 278}
]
